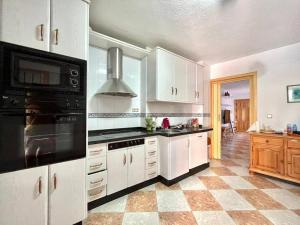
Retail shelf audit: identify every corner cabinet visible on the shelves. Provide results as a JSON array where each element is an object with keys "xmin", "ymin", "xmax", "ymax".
[
  {"xmin": 250, "ymin": 133, "xmax": 300, "ymax": 184},
  {"xmin": 147, "ymin": 47, "xmax": 203, "ymax": 104},
  {"xmin": 0, "ymin": 158, "xmax": 86, "ymax": 225},
  {"xmin": 0, "ymin": 0, "xmax": 89, "ymax": 59}
]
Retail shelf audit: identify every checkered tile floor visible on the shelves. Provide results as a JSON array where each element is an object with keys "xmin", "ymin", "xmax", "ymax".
[{"xmin": 85, "ymin": 133, "xmax": 300, "ymax": 225}]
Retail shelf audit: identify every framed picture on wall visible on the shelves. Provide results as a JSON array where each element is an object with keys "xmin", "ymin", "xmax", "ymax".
[{"xmin": 287, "ymin": 84, "xmax": 300, "ymax": 103}]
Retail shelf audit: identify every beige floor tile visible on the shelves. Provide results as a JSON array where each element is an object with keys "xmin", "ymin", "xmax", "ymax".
[
  {"xmin": 237, "ymin": 189, "xmax": 285, "ymax": 209},
  {"xmin": 155, "ymin": 182, "xmax": 181, "ymax": 190},
  {"xmin": 159, "ymin": 212, "xmax": 197, "ymax": 225},
  {"xmin": 199, "ymin": 176, "xmax": 231, "ymax": 189},
  {"xmin": 184, "ymin": 190, "xmax": 222, "ymax": 211},
  {"xmin": 243, "ymin": 176, "xmax": 280, "ymax": 189},
  {"xmin": 125, "ymin": 191, "xmax": 157, "ymax": 212},
  {"xmin": 210, "ymin": 167, "xmax": 237, "ymax": 176},
  {"xmin": 227, "ymin": 210, "xmax": 273, "ymax": 225},
  {"xmin": 85, "ymin": 213, "xmax": 123, "ymax": 225}
]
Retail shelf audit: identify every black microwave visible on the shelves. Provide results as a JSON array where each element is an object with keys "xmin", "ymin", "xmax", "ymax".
[
  {"xmin": 0, "ymin": 41, "xmax": 86, "ymax": 97},
  {"xmin": 0, "ymin": 42, "xmax": 87, "ymax": 174}
]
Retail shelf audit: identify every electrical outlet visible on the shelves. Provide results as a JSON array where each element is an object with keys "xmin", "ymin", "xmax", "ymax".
[
  {"xmin": 132, "ymin": 108, "xmax": 139, "ymax": 113},
  {"xmin": 267, "ymin": 114, "xmax": 272, "ymax": 119}
]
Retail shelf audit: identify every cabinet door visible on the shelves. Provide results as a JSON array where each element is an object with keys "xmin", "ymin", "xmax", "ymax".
[
  {"xmin": 156, "ymin": 49, "xmax": 175, "ymax": 101},
  {"xmin": 128, "ymin": 146, "xmax": 145, "ymax": 187},
  {"xmin": 287, "ymin": 148, "xmax": 300, "ymax": 180},
  {"xmin": 50, "ymin": 0, "xmax": 88, "ymax": 59},
  {"xmin": 0, "ymin": 0, "xmax": 50, "ymax": 51},
  {"xmin": 189, "ymin": 132, "xmax": 208, "ymax": 169},
  {"xmin": 174, "ymin": 56, "xmax": 187, "ymax": 102},
  {"xmin": 49, "ymin": 159, "xmax": 86, "ymax": 225},
  {"xmin": 186, "ymin": 62, "xmax": 197, "ymax": 103},
  {"xmin": 107, "ymin": 148, "xmax": 128, "ymax": 195},
  {"xmin": 196, "ymin": 64, "xmax": 204, "ymax": 104},
  {"xmin": 252, "ymin": 145, "xmax": 283, "ymax": 174},
  {"xmin": 170, "ymin": 136, "xmax": 189, "ymax": 179},
  {"xmin": 0, "ymin": 166, "xmax": 48, "ymax": 225}
]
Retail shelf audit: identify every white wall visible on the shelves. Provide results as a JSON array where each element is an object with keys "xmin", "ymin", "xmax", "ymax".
[
  {"xmin": 211, "ymin": 42, "xmax": 300, "ymax": 130},
  {"xmin": 88, "ymin": 46, "xmax": 210, "ymax": 130}
]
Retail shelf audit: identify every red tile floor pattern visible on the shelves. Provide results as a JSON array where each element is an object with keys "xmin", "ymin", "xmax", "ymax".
[{"xmin": 85, "ymin": 133, "xmax": 300, "ymax": 225}]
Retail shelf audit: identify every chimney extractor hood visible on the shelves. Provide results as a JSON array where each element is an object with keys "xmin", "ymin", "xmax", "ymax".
[{"xmin": 97, "ymin": 47, "xmax": 137, "ymax": 98}]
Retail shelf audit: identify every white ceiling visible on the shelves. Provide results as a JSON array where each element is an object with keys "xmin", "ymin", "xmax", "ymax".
[{"xmin": 89, "ymin": 0, "xmax": 300, "ymax": 64}]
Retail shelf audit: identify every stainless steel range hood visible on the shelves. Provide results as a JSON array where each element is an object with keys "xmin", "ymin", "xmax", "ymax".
[{"xmin": 97, "ymin": 47, "xmax": 137, "ymax": 98}]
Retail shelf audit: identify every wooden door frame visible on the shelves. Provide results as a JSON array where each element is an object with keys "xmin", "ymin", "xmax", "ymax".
[{"xmin": 210, "ymin": 72, "xmax": 257, "ymax": 159}]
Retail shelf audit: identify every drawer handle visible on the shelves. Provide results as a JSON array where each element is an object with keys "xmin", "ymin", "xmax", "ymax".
[
  {"xmin": 148, "ymin": 151, "xmax": 156, "ymax": 155},
  {"xmin": 290, "ymin": 140, "xmax": 299, "ymax": 143},
  {"xmin": 148, "ymin": 162, "xmax": 156, "ymax": 166},
  {"xmin": 148, "ymin": 141, "xmax": 156, "ymax": 144},
  {"xmin": 88, "ymin": 188, "xmax": 103, "ymax": 196},
  {"xmin": 90, "ymin": 149, "xmax": 103, "ymax": 154},
  {"xmin": 198, "ymin": 135, "xmax": 203, "ymax": 138},
  {"xmin": 90, "ymin": 178, "xmax": 104, "ymax": 185},
  {"xmin": 148, "ymin": 172, "xmax": 156, "ymax": 176},
  {"xmin": 90, "ymin": 163, "xmax": 103, "ymax": 169}
]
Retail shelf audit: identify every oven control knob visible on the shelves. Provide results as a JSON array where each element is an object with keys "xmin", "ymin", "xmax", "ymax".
[
  {"xmin": 66, "ymin": 102, "xmax": 71, "ymax": 108},
  {"xmin": 75, "ymin": 103, "xmax": 80, "ymax": 108},
  {"xmin": 10, "ymin": 98, "xmax": 19, "ymax": 106},
  {"xmin": 70, "ymin": 78, "xmax": 79, "ymax": 87}
]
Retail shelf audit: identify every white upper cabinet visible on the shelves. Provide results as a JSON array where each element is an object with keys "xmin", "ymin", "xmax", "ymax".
[
  {"xmin": 0, "ymin": 0, "xmax": 88, "ymax": 59},
  {"xmin": 186, "ymin": 61, "xmax": 197, "ymax": 103},
  {"xmin": 147, "ymin": 47, "xmax": 199, "ymax": 103},
  {"xmin": 0, "ymin": 0, "xmax": 50, "ymax": 51},
  {"xmin": 156, "ymin": 49, "xmax": 175, "ymax": 101},
  {"xmin": 196, "ymin": 64, "xmax": 204, "ymax": 104},
  {"xmin": 48, "ymin": 158, "xmax": 86, "ymax": 225},
  {"xmin": 50, "ymin": 0, "xmax": 89, "ymax": 59},
  {"xmin": 0, "ymin": 166, "xmax": 48, "ymax": 225}
]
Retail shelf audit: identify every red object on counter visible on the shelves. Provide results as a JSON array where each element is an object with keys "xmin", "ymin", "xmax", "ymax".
[{"xmin": 162, "ymin": 118, "xmax": 170, "ymax": 129}]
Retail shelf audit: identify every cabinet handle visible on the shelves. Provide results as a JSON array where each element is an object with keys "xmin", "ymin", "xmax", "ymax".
[
  {"xmin": 175, "ymin": 88, "xmax": 178, "ymax": 95},
  {"xmin": 171, "ymin": 87, "xmax": 174, "ymax": 95},
  {"xmin": 197, "ymin": 91, "xmax": 200, "ymax": 98},
  {"xmin": 148, "ymin": 151, "xmax": 156, "ymax": 155},
  {"xmin": 148, "ymin": 161, "xmax": 156, "ymax": 166},
  {"xmin": 38, "ymin": 176, "xmax": 42, "ymax": 194},
  {"xmin": 265, "ymin": 140, "xmax": 269, "ymax": 143},
  {"xmin": 53, "ymin": 173, "xmax": 57, "ymax": 190},
  {"xmin": 148, "ymin": 172, "xmax": 156, "ymax": 176},
  {"xmin": 130, "ymin": 153, "xmax": 133, "ymax": 164},
  {"xmin": 54, "ymin": 29, "xmax": 59, "ymax": 45},
  {"xmin": 39, "ymin": 24, "xmax": 44, "ymax": 41},
  {"xmin": 90, "ymin": 149, "xmax": 103, "ymax": 155},
  {"xmin": 198, "ymin": 135, "xmax": 203, "ymax": 138},
  {"xmin": 90, "ymin": 163, "xmax": 103, "ymax": 168},
  {"xmin": 90, "ymin": 178, "xmax": 104, "ymax": 185},
  {"xmin": 123, "ymin": 154, "xmax": 126, "ymax": 165}
]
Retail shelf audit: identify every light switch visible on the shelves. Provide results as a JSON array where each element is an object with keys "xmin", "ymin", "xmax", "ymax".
[
  {"xmin": 132, "ymin": 108, "xmax": 139, "ymax": 113},
  {"xmin": 267, "ymin": 114, "xmax": 272, "ymax": 119}
]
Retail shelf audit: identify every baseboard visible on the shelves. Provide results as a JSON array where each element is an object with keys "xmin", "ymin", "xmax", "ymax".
[{"xmin": 88, "ymin": 162, "xmax": 209, "ymax": 210}]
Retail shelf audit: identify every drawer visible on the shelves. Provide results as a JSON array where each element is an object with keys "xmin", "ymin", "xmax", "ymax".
[
  {"xmin": 87, "ymin": 171, "xmax": 107, "ymax": 189},
  {"xmin": 288, "ymin": 139, "xmax": 300, "ymax": 149},
  {"xmin": 88, "ymin": 143, "xmax": 107, "ymax": 158},
  {"xmin": 87, "ymin": 157, "xmax": 106, "ymax": 174},
  {"xmin": 145, "ymin": 138, "xmax": 157, "ymax": 148},
  {"xmin": 145, "ymin": 167, "xmax": 158, "ymax": 180},
  {"xmin": 146, "ymin": 148, "xmax": 157, "ymax": 158},
  {"xmin": 87, "ymin": 186, "xmax": 106, "ymax": 203},
  {"xmin": 145, "ymin": 157, "xmax": 158, "ymax": 170},
  {"xmin": 252, "ymin": 136, "xmax": 284, "ymax": 146}
]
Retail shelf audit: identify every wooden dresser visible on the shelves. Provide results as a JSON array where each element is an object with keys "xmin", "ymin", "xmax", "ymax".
[{"xmin": 250, "ymin": 132, "xmax": 300, "ymax": 184}]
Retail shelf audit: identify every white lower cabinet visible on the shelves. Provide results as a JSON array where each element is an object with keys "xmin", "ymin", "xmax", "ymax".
[
  {"xmin": 160, "ymin": 135, "xmax": 189, "ymax": 180},
  {"xmin": 107, "ymin": 146, "xmax": 145, "ymax": 195},
  {"xmin": 0, "ymin": 158, "xmax": 86, "ymax": 225},
  {"xmin": 128, "ymin": 146, "xmax": 146, "ymax": 187},
  {"xmin": 49, "ymin": 159, "xmax": 86, "ymax": 225},
  {"xmin": 189, "ymin": 132, "xmax": 208, "ymax": 169},
  {"xmin": 107, "ymin": 148, "xmax": 128, "ymax": 195},
  {"xmin": 0, "ymin": 166, "xmax": 48, "ymax": 225}
]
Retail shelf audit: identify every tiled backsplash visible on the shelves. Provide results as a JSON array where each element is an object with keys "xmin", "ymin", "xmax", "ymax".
[{"xmin": 88, "ymin": 46, "xmax": 209, "ymax": 130}]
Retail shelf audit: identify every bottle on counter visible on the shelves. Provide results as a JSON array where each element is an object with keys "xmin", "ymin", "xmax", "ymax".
[
  {"xmin": 293, "ymin": 124, "xmax": 297, "ymax": 133},
  {"xmin": 287, "ymin": 123, "xmax": 292, "ymax": 134}
]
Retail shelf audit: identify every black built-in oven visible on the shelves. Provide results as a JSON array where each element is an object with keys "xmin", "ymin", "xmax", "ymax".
[{"xmin": 0, "ymin": 41, "xmax": 86, "ymax": 174}]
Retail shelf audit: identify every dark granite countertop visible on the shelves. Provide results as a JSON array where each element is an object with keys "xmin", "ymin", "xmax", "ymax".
[{"xmin": 88, "ymin": 127, "xmax": 213, "ymax": 145}]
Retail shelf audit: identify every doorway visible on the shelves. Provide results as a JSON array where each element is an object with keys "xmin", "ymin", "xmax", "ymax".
[{"xmin": 210, "ymin": 72, "xmax": 257, "ymax": 159}]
